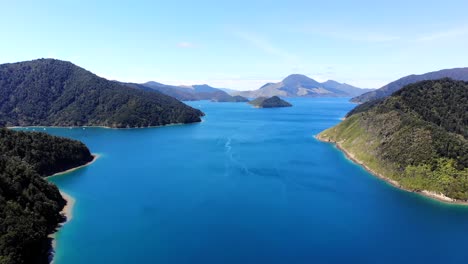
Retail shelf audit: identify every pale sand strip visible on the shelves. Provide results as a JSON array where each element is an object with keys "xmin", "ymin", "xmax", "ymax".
[
  {"xmin": 48, "ymin": 192, "xmax": 75, "ymax": 264},
  {"xmin": 7, "ymin": 121, "xmax": 201, "ymax": 130},
  {"xmin": 59, "ymin": 192, "xmax": 75, "ymax": 222},
  {"xmin": 315, "ymin": 134, "xmax": 468, "ymax": 206},
  {"xmin": 47, "ymin": 154, "xmax": 100, "ymax": 179},
  {"xmin": 47, "ymin": 154, "xmax": 99, "ymax": 263}
]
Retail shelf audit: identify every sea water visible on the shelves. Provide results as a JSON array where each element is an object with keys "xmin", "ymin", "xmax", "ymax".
[{"xmin": 40, "ymin": 98, "xmax": 468, "ymax": 264}]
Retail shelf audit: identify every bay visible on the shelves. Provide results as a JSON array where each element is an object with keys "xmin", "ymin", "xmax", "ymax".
[{"xmin": 39, "ymin": 98, "xmax": 468, "ymax": 264}]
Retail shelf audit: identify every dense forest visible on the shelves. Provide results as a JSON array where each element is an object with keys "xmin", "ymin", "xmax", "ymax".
[
  {"xmin": 0, "ymin": 129, "xmax": 94, "ymax": 264},
  {"xmin": 319, "ymin": 79, "xmax": 468, "ymax": 200},
  {"xmin": 0, "ymin": 129, "xmax": 94, "ymax": 176},
  {"xmin": 248, "ymin": 96, "xmax": 292, "ymax": 108},
  {"xmin": 0, "ymin": 59, "xmax": 204, "ymax": 128}
]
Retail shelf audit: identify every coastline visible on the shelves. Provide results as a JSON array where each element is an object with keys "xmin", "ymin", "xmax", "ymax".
[
  {"xmin": 7, "ymin": 120, "xmax": 203, "ymax": 130},
  {"xmin": 315, "ymin": 134, "xmax": 468, "ymax": 206},
  {"xmin": 47, "ymin": 153, "xmax": 100, "ymax": 179},
  {"xmin": 60, "ymin": 192, "xmax": 75, "ymax": 222},
  {"xmin": 48, "ymin": 192, "xmax": 75, "ymax": 264},
  {"xmin": 47, "ymin": 153, "xmax": 99, "ymax": 263}
]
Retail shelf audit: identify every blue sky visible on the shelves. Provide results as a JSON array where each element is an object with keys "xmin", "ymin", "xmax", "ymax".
[{"xmin": 1, "ymin": 0, "xmax": 468, "ymax": 90}]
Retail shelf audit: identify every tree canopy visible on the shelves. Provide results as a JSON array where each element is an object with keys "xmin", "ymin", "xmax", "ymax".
[
  {"xmin": 0, "ymin": 59, "xmax": 204, "ymax": 128},
  {"xmin": 0, "ymin": 129, "xmax": 93, "ymax": 264}
]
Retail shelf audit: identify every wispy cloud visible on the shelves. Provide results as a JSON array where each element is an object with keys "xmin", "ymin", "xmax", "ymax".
[
  {"xmin": 176, "ymin": 42, "xmax": 195, "ymax": 48},
  {"xmin": 300, "ymin": 23, "xmax": 468, "ymax": 44},
  {"xmin": 327, "ymin": 31, "xmax": 400, "ymax": 43},
  {"xmin": 233, "ymin": 30, "xmax": 298, "ymax": 63},
  {"xmin": 298, "ymin": 25, "xmax": 400, "ymax": 43},
  {"xmin": 415, "ymin": 26, "xmax": 468, "ymax": 42}
]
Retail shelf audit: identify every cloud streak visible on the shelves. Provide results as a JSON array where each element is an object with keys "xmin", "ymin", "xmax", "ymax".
[
  {"xmin": 177, "ymin": 42, "xmax": 195, "ymax": 48},
  {"xmin": 299, "ymin": 23, "xmax": 468, "ymax": 44},
  {"xmin": 234, "ymin": 30, "xmax": 299, "ymax": 63},
  {"xmin": 297, "ymin": 25, "xmax": 401, "ymax": 43},
  {"xmin": 415, "ymin": 26, "xmax": 468, "ymax": 42}
]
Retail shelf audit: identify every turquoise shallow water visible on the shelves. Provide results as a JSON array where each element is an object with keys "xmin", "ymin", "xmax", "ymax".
[{"xmin": 35, "ymin": 98, "xmax": 468, "ymax": 263}]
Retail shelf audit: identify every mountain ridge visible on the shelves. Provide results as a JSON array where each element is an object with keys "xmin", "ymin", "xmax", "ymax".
[
  {"xmin": 235, "ymin": 74, "xmax": 373, "ymax": 98},
  {"xmin": 0, "ymin": 59, "xmax": 203, "ymax": 128},
  {"xmin": 140, "ymin": 82, "xmax": 248, "ymax": 102},
  {"xmin": 351, "ymin": 67, "xmax": 468, "ymax": 103}
]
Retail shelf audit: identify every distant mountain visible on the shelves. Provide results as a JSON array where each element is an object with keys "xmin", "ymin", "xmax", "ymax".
[
  {"xmin": 139, "ymin": 81, "xmax": 199, "ymax": 101},
  {"xmin": 227, "ymin": 95, "xmax": 250, "ymax": 102},
  {"xmin": 318, "ymin": 78, "xmax": 468, "ymax": 201},
  {"xmin": 236, "ymin": 74, "xmax": 373, "ymax": 98},
  {"xmin": 0, "ymin": 59, "xmax": 204, "ymax": 128},
  {"xmin": 219, "ymin": 87, "xmax": 241, "ymax": 95},
  {"xmin": 141, "ymin": 82, "xmax": 248, "ymax": 102},
  {"xmin": 248, "ymin": 96, "xmax": 292, "ymax": 108},
  {"xmin": 351, "ymin": 67, "xmax": 468, "ymax": 103}
]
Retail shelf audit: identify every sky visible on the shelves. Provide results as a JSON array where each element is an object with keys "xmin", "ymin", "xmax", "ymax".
[{"xmin": 1, "ymin": 0, "xmax": 468, "ymax": 90}]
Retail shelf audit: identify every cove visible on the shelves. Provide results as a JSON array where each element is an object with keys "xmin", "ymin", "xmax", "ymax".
[{"xmin": 42, "ymin": 98, "xmax": 468, "ymax": 264}]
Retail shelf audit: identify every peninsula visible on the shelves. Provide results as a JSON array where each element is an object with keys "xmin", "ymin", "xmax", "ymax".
[
  {"xmin": 318, "ymin": 78, "xmax": 468, "ymax": 203},
  {"xmin": 0, "ymin": 128, "xmax": 95, "ymax": 264}
]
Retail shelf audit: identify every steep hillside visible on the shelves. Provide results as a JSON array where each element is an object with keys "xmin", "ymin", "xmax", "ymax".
[
  {"xmin": 0, "ymin": 59, "xmax": 203, "ymax": 128},
  {"xmin": 0, "ymin": 129, "xmax": 94, "ymax": 264},
  {"xmin": 318, "ymin": 79, "xmax": 468, "ymax": 201}
]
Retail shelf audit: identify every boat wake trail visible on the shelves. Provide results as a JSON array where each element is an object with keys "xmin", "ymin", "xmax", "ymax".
[{"xmin": 224, "ymin": 137, "xmax": 256, "ymax": 177}]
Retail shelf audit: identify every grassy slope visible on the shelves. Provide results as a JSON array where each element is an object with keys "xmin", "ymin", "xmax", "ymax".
[{"xmin": 318, "ymin": 80, "xmax": 468, "ymax": 201}]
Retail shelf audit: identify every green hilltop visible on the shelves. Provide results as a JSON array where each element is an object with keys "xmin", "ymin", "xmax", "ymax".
[
  {"xmin": 318, "ymin": 78, "xmax": 468, "ymax": 201},
  {"xmin": 0, "ymin": 59, "xmax": 204, "ymax": 128}
]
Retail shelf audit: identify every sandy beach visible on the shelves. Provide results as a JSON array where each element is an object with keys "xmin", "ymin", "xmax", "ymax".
[
  {"xmin": 7, "ymin": 121, "xmax": 202, "ymax": 130},
  {"xmin": 48, "ymin": 191, "xmax": 75, "ymax": 264},
  {"xmin": 315, "ymin": 134, "xmax": 468, "ymax": 206},
  {"xmin": 59, "ymin": 192, "xmax": 75, "ymax": 222},
  {"xmin": 47, "ymin": 153, "xmax": 99, "ymax": 263}
]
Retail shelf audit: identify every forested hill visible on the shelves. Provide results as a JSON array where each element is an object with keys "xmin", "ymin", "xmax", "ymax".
[
  {"xmin": 0, "ymin": 128, "xmax": 94, "ymax": 176},
  {"xmin": 318, "ymin": 79, "xmax": 468, "ymax": 201},
  {"xmin": 0, "ymin": 129, "xmax": 94, "ymax": 264},
  {"xmin": 0, "ymin": 59, "xmax": 204, "ymax": 128}
]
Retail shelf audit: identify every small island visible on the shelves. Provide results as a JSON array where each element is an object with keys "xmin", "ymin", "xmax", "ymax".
[{"xmin": 248, "ymin": 96, "xmax": 292, "ymax": 108}]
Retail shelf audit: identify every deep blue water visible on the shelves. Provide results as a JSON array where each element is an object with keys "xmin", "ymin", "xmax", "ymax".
[{"xmin": 37, "ymin": 98, "xmax": 468, "ymax": 263}]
